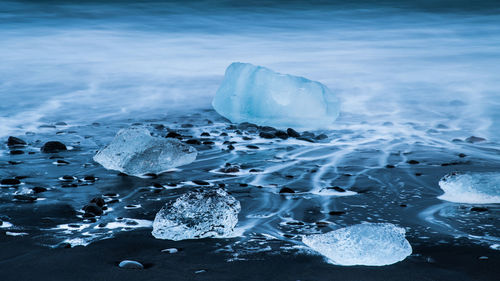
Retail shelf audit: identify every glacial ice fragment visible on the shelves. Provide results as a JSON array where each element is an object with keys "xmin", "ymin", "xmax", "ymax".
[
  {"xmin": 93, "ymin": 127, "xmax": 197, "ymax": 177},
  {"xmin": 212, "ymin": 62, "xmax": 340, "ymax": 129},
  {"xmin": 438, "ymin": 172, "xmax": 500, "ymax": 204},
  {"xmin": 302, "ymin": 223, "xmax": 412, "ymax": 266},
  {"xmin": 152, "ymin": 188, "xmax": 241, "ymax": 241}
]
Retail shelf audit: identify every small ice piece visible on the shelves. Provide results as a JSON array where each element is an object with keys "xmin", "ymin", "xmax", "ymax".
[
  {"xmin": 438, "ymin": 172, "xmax": 500, "ymax": 204},
  {"xmin": 212, "ymin": 62, "xmax": 340, "ymax": 129},
  {"xmin": 302, "ymin": 223, "xmax": 412, "ymax": 266},
  {"xmin": 93, "ymin": 127, "xmax": 197, "ymax": 177},
  {"xmin": 152, "ymin": 188, "xmax": 241, "ymax": 241},
  {"xmin": 119, "ymin": 260, "xmax": 144, "ymax": 269}
]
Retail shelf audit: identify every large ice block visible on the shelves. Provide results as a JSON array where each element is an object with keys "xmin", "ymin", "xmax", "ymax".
[
  {"xmin": 438, "ymin": 172, "xmax": 500, "ymax": 204},
  {"xmin": 152, "ymin": 188, "xmax": 241, "ymax": 241},
  {"xmin": 212, "ymin": 62, "xmax": 340, "ymax": 129},
  {"xmin": 93, "ymin": 127, "xmax": 197, "ymax": 177},
  {"xmin": 302, "ymin": 223, "xmax": 412, "ymax": 266}
]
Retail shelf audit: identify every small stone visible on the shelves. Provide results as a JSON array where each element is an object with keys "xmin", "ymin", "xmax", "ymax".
[
  {"xmin": 1, "ymin": 179, "xmax": 20, "ymax": 186},
  {"xmin": 315, "ymin": 134, "xmax": 328, "ymax": 140},
  {"xmin": 329, "ymin": 211, "xmax": 345, "ymax": 216},
  {"xmin": 56, "ymin": 160, "xmax": 70, "ymax": 165},
  {"xmin": 90, "ymin": 197, "xmax": 105, "ymax": 207},
  {"xmin": 166, "ymin": 131, "xmax": 182, "ymax": 139},
  {"xmin": 192, "ymin": 180, "xmax": 210, "ymax": 186},
  {"xmin": 200, "ymin": 132, "xmax": 210, "ymax": 137},
  {"xmin": 385, "ymin": 164, "xmax": 395, "ymax": 168},
  {"xmin": 186, "ymin": 139, "xmax": 201, "ymax": 145},
  {"xmin": 470, "ymin": 207, "xmax": 488, "ymax": 212},
  {"xmin": 118, "ymin": 260, "xmax": 144, "ymax": 269},
  {"xmin": 274, "ymin": 130, "xmax": 289, "ymax": 140},
  {"xmin": 32, "ymin": 186, "xmax": 47, "ymax": 193},
  {"xmin": 465, "ymin": 136, "xmax": 486, "ymax": 143},
  {"xmin": 55, "ymin": 122, "xmax": 67, "ymax": 126},
  {"xmin": 259, "ymin": 132, "xmax": 275, "ymax": 139},
  {"xmin": 458, "ymin": 153, "xmax": 467, "ymax": 158},
  {"xmin": 83, "ymin": 175, "xmax": 96, "ymax": 181},
  {"xmin": 279, "ymin": 187, "xmax": 295, "ymax": 194},
  {"xmin": 14, "ymin": 195, "xmax": 37, "ymax": 202},
  {"xmin": 220, "ymin": 132, "xmax": 228, "ymax": 136},
  {"xmin": 246, "ymin": 145, "xmax": 259, "ymax": 149},
  {"xmin": 41, "ymin": 141, "xmax": 67, "ymax": 153},
  {"xmin": 9, "ymin": 150, "xmax": 24, "ymax": 155},
  {"xmin": 297, "ymin": 137, "xmax": 314, "ymax": 143},
  {"xmin": 219, "ymin": 166, "xmax": 240, "ymax": 173},
  {"xmin": 7, "ymin": 136, "xmax": 26, "ymax": 147},
  {"xmin": 329, "ymin": 186, "xmax": 346, "ymax": 192},
  {"xmin": 407, "ymin": 160, "xmax": 419, "ymax": 165},
  {"xmin": 83, "ymin": 203, "xmax": 103, "ymax": 216},
  {"xmin": 286, "ymin": 128, "xmax": 300, "ymax": 138}
]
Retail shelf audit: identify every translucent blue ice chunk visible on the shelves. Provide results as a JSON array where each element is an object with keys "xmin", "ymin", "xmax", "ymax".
[
  {"xmin": 438, "ymin": 172, "xmax": 500, "ymax": 204},
  {"xmin": 303, "ymin": 223, "xmax": 412, "ymax": 266},
  {"xmin": 93, "ymin": 127, "xmax": 197, "ymax": 177},
  {"xmin": 212, "ymin": 62, "xmax": 340, "ymax": 129},
  {"xmin": 152, "ymin": 188, "xmax": 241, "ymax": 241}
]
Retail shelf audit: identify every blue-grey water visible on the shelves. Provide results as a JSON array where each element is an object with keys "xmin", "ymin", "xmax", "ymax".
[{"xmin": 1, "ymin": 1, "xmax": 500, "ymax": 280}]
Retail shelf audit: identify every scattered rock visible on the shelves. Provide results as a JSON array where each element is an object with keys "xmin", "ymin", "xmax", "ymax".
[
  {"xmin": 7, "ymin": 136, "xmax": 26, "ymax": 147},
  {"xmin": 274, "ymin": 130, "xmax": 289, "ymax": 140},
  {"xmin": 470, "ymin": 207, "xmax": 488, "ymax": 212},
  {"xmin": 465, "ymin": 136, "xmax": 486, "ymax": 143},
  {"xmin": 246, "ymin": 145, "xmax": 259, "ymax": 149},
  {"xmin": 259, "ymin": 132, "xmax": 275, "ymax": 139},
  {"xmin": 329, "ymin": 211, "xmax": 345, "ymax": 216},
  {"xmin": 83, "ymin": 203, "xmax": 103, "ymax": 216},
  {"xmin": 192, "ymin": 180, "xmax": 210, "ymax": 186},
  {"xmin": 279, "ymin": 187, "xmax": 295, "ymax": 194},
  {"xmin": 186, "ymin": 139, "xmax": 201, "ymax": 145},
  {"xmin": 14, "ymin": 195, "xmax": 37, "ymax": 202},
  {"xmin": 32, "ymin": 186, "xmax": 47, "ymax": 193},
  {"xmin": 329, "ymin": 186, "xmax": 346, "ymax": 192},
  {"xmin": 1, "ymin": 179, "xmax": 21, "ymax": 186},
  {"xmin": 119, "ymin": 260, "xmax": 144, "ymax": 269},
  {"xmin": 286, "ymin": 128, "xmax": 300, "ymax": 138},
  {"xmin": 10, "ymin": 150, "xmax": 24, "ymax": 155},
  {"xmin": 166, "ymin": 131, "xmax": 182, "ymax": 139},
  {"xmin": 41, "ymin": 141, "xmax": 67, "ymax": 153},
  {"xmin": 407, "ymin": 160, "xmax": 419, "ymax": 165},
  {"xmin": 385, "ymin": 164, "xmax": 395, "ymax": 168}
]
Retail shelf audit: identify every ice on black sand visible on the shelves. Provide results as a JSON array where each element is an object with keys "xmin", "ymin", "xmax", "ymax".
[
  {"xmin": 438, "ymin": 172, "xmax": 500, "ymax": 204},
  {"xmin": 212, "ymin": 62, "xmax": 340, "ymax": 129},
  {"xmin": 152, "ymin": 188, "xmax": 241, "ymax": 241},
  {"xmin": 119, "ymin": 260, "xmax": 144, "ymax": 269},
  {"xmin": 93, "ymin": 127, "xmax": 197, "ymax": 177},
  {"xmin": 302, "ymin": 223, "xmax": 412, "ymax": 266}
]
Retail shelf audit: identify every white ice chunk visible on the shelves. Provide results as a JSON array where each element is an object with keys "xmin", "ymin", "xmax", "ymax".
[
  {"xmin": 93, "ymin": 127, "xmax": 197, "ymax": 177},
  {"xmin": 212, "ymin": 62, "xmax": 340, "ymax": 129},
  {"xmin": 438, "ymin": 172, "xmax": 500, "ymax": 204},
  {"xmin": 303, "ymin": 223, "xmax": 412, "ymax": 266},
  {"xmin": 152, "ymin": 188, "xmax": 241, "ymax": 241}
]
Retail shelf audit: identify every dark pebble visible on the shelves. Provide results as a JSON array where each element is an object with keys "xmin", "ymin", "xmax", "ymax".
[
  {"xmin": 286, "ymin": 128, "xmax": 300, "ymax": 138},
  {"xmin": 386, "ymin": 164, "xmax": 395, "ymax": 168},
  {"xmin": 246, "ymin": 145, "xmax": 259, "ymax": 149},
  {"xmin": 83, "ymin": 203, "xmax": 103, "ymax": 216},
  {"xmin": 242, "ymin": 136, "xmax": 253, "ymax": 141},
  {"xmin": 202, "ymin": 141, "xmax": 214, "ymax": 145},
  {"xmin": 166, "ymin": 132, "xmax": 182, "ymax": 139},
  {"xmin": 83, "ymin": 175, "xmax": 96, "ymax": 181},
  {"xmin": 1, "ymin": 179, "xmax": 21, "ymax": 185},
  {"xmin": 297, "ymin": 137, "xmax": 314, "ymax": 143},
  {"xmin": 329, "ymin": 186, "xmax": 346, "ymax": 192},
  {"xmin": 407, "ymin": 160, "xmax": 419, "ymax": 165},
  {"xmin": 238, "ymin": 122, "xmax": 259, "ymax": 130},
  {"xmin": 465, "ymin": 136, "xmax": 486, "ymax": 143},
  {"xmin": 10, "ymin": 150, "xmax": 24, "ymax": 155},
  {"xmin": 220, "ymin": 166, "xmax": 240, "ymax": 173},
  {"xmin": 90, "ymin": 197, "xmax": 105, "ymax": 207},
  {"xmin": 186, "ymin": 139, "xmax": 201, "ymax": 145},
  {"xmin": 14, "ymin": 194, "xmax": 37, "ymax": 202},
  {"xmin": 259, "ymin": 132, "xmax": 275, "ymax": 139},
  {"xmin": 415, "ymin": 173, "xmax": 422, "ymax": 176},
  {"xmin": 329, "ymin": 211, "xmax": 345, "ymax": 216},
  {"xmin": 458, "ymin": 153, "xmax": 467, "ymax": 158},
  {"xmin": 181, "ymin": 123, "xmax": 193, "ymax": 128},
  {"xmin": 274, "ymin": 130, "xmax": 289, "ymax": 140},
  {"xmin": 55, "ymin": 122, "xmax": 67, "ymax": 126},
  {"xmin": 56, "ymin": 160, "xmax": 70, "ymax": 164},
  {"xmin": 470, "ymin": 207, "xmax": 488, "ymax": 212},
  {"xmin": 220, "ymin": 132, "xmax": 228, "ymax": 136},
  {"xmin": 315, "ymin": 134, "xmax": 328, "ymax": 140},
  {"xmin": 7, "ymin": 136, "xmax": 27, "ymax": 147},
  {"xmin": 41, "ymin": 141, "xmax": 67, "ymax": 153},
  {"xmin": 279, "ymin": 187, "xmax": 295, "ymax": 194},
  {"xmin": 200, "ymin": 132, "xmax": 210, "ymax": 137},
  {"xmin": 62, "ymin": 175, "xmax": 76, "ymax": 181},
  {"xmin": 193, "ymin": 180, "xmax": 210, "ymax": 186},
  {"xmin": 239, "ymin": 183, "xmax": 248, "ymax": 187},
  {"xmin": 32, "ymin": 186, "xmax": 47, "ymax": 193}
]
